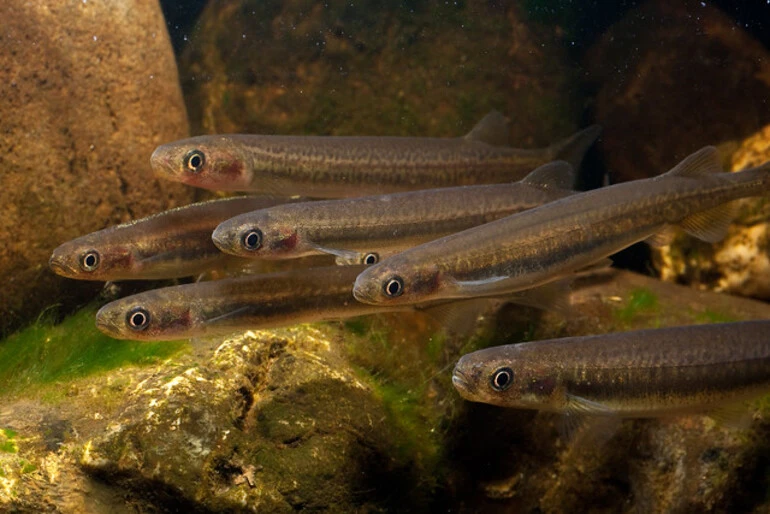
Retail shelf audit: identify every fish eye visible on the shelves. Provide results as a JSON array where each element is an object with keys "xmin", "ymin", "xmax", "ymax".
[
  {"xmin": 241, "ymin": 229, "xmax": 263, "ymax": 251},
  {"xmin": 80, "ymin": 250, "xmax": 100, "ymax": 272},
  {"xmin": 490, "ymin": 367, "xmax": 514, "ymax": 392},
  {"xmin": 383, "ymin": 276, "xmax": 404, "ymax": 297},
  {"xmin": 362, "ymin": 253, "xmax": 379, "ymax": 265},
  {"xmin": 184, "ymin": 149, "xmax": 205, "ymax": 173},
  {"xmin": 126, "ymin": 307, "xmax": 151, "ymax": 331}
]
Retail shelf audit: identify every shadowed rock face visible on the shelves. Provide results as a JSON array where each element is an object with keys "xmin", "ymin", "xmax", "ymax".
[
  {"xmin": 585, "ymin": 0, "xmax": 770, "ymax": 184},
  {"xmin": 178, "ymin": 0, "xmax": 584, "ymax": 146},
  {"xmin": 0, "ymin": 0, "xmax": 193, "ymax": 334}
]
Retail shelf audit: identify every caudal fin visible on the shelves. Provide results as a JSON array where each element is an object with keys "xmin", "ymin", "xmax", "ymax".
[{"xmin": 550, "ymin": 125, "xmax": 603, "ymax": 171}]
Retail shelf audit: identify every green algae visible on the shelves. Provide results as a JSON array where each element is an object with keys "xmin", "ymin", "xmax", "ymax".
[
  {"xmin": 0, "ymin": 304, "xmax": 187, "ymax": 399},
  {"xmin": 693, "ymin": 309, "xmax": 737, "ymax": 325},
  {"xmin": 0, "ymin": 429, "xmax": 18, "ymax": 454},
  {"xmin": 614, "ymin": 287, "xmax": 660, "ymax": 325}
]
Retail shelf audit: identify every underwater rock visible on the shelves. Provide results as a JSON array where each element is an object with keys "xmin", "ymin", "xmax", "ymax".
[
  {"xmin": 179, "ymin": 0, "xmax": 583, "ymax": 146},
  {"xmin": 79, "ymin": 328, "xmax": 439, "ymax": 512},
  {"xmin": 585, "ymin": 0, "xmax": 770, "ymax": 183},
  {"xmin": 3, "ymin": 270, "xmax": 770, "ymax": 512},
  {"xmin": 0, "ymin": 0, "xmax": 193, "ymax": 334},
  {"xmin": 653, "ymin": 126, "xmax": 770, "ymax": 299}
]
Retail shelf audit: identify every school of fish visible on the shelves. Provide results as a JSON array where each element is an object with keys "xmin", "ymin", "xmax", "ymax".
[{"xmin": 50, "ymin": 109, "xmax": 770, "ymax": 441}]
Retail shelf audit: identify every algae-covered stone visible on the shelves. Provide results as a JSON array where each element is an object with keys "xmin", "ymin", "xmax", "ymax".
[
  {"xmin": 0, "ymin": 0, "xmax": 194, "ymax": 335},
  {"xmin": 80, "ymin": 327, "xmax": 441, "ymax": 512},
  {"xmin": 179, "ymin": 0, "xmax": 583, "ymax": 145},
  {"xmin": 4, "ymin": 271, "xmax": 770, "ymax": 511},
  {"xmin": 653, "ymin": 125, "xmax": 770, "ymax": 300}
]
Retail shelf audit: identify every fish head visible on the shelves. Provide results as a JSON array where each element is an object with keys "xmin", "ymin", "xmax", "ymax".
[
  {"xmin": 95, "ymin": 290, "xmax": 194, "ymax": 341},
  {"xmin": 452, "ymin": 345, "xmax": 560, "ymax": 410},
  {"xmin": 49, "ymin": 237, "xmax": 134, "ymax": 281},
  {"xmin": 212, "ymin": 212, "xmax": 302, "ymax": 259},
  {"xmin": 151, "ymin": 135, "xmax": 252, "ymax": 191},
  {"xmin": 352, "ymin": 258, "xmax": 445, "ymax": 306}
]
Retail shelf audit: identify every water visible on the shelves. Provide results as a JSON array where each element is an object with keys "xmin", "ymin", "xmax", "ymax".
[{"xmin": 2, "ymin": 1, "xmax": 770, "ymax": 512}]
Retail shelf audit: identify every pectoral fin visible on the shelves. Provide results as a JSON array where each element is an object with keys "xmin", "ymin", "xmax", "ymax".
[
  {"xmin": 420, "ymin": 298, "xmax": 499, "ymax": 336},
  {"xmin": 558, "ymin": 394, "xmax": 622, "ymax": 446},
  {"xmin": 307, "ymin": 243, "xmax": 364, "ymax": 264}
]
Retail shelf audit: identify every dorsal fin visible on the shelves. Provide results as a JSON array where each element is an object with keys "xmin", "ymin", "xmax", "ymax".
[
  {"xmin": 520, "ymin": 160, "xmax": 575, "ymax": 190},
  {"xmin": 662, "ymin": 146, "xmax": 723, "ymax": 178},
  {"xmin": 679, "ymin": 200, "xmax": 738, "ymax": 243},
  {"xmin": 464, "ymin": 110, "xmax": 510, "ymax": 147}
]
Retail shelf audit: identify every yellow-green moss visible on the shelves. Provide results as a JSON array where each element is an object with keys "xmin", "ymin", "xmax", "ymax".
[
  {"xmin": 0, "ymin": 429, "xmax": 18, "ymax": 454},
  {"xmin": 0, "ymin": 304, "xmax": 188, "ymax": 399}
]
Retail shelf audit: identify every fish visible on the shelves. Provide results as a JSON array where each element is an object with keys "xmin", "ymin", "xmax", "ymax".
[
  {"xmin": 352, "ymin": 147, "xmax": 770, "ymax": 306},
  {"xmin": 210, "ymin": 161, "xmax": 576, "ymax": 264},
  {"xmin": 452, "ymin": 321, "xmax": 770, "ymax": 421},
  {"xmin": 150, "ymin": 111, "xmax": 601, "ymax": 197},
  {"xmin": 94, "ymin": 265, "xmax": 409, "ymax": 341},
  {"xmin": 94, "ymin": 264, "xmax": 572, "ymax": 341},
  {"xmin": 49, "ymin": 196, "xmax": 305, "ymax": 281}
]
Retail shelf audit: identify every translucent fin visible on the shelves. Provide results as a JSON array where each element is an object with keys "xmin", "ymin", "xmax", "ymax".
[
  {"xmin": 420, "ymin": 298, "xmax": 496, "ymax": 337},
  {"xmin": 678, "ymin": 201, "xmax": 738, "ymax": 243},
  {"xmin": 550, "ymin": 125, "xmax": 603, "ymax": 170},
  {"xmin": 662, "ymin": 146, "xmax": 722, "ymax": 178},
  {"xmin": 505, "ymin": 277, "xmax": 573, "ymax": 315},
  {"xmin": 645, "ymin": 226, "xmax": 678, "ymax": 248},
  {"xmin": 450, "ymin": 275, "xmax": 510, "ymax": 296},
  {"xmin": 463, "ymin": 110, "xmax": 510, "ymax": 147},
  {"xmin": 708, "ymin": 402, "xmax": 753, "ymax": 430},
  {"xmin": 309, "ymin": 243, "xmax": 362, "ymax": 263},
  {"xmin": 558, "ymin": 394, "xmax": 621, "ymax": 446},
  {"xmin": 519, "ymin": 160, "xmax": 576, "ymax": 190},
  {"xmin": 566, "ymin": 394, "xmax": 616, "ymax": 416}
]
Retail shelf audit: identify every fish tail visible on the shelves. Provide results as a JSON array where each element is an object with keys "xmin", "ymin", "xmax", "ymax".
[{"xmin": 549, "ymin": 125, "xmax": 603, "ymax": 171}]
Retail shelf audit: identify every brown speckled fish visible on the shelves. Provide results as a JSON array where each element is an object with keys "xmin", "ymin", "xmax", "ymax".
[
  {"xmin": 49, "ymin": 196, "xmax": 302, "ymax": 281},
  {"xmin": 94, "ymin": 265, "xmax": 407, "ymax": 341},
  {"xmin": 210, "ymin": 161, "xmax": 575, "ymax": 264},
  {"xmin": 452, "ymin": 321, "xmax": 770, "ymax": 420},
  {"xmin": 353, "ymin": 147, "xmax": 770, "ymax": 307},
  {"xmin": 151, "ymin": 111, "xmax": 601, "ymax": 197}
]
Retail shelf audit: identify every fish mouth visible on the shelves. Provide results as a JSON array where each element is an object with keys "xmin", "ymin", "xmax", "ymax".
[
  {"xmin": 451, "ymin": 369, "xmax": 475, "ymax": 397},
  {"xmin": 210, "ymin": 228, "xmax": 231, "ymax": 252},
  {"xmin": 149, "ymin": 145, "xmax": 174, "ymax": 177},
  {"xmin": 48, "ymin": 256, "xmax": 73, "ymax": 277}
]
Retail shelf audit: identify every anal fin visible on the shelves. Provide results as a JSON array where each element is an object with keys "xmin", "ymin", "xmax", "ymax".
[{"xmin": 678, "ymin": 200, "xmax": 738, "ymax": 243}]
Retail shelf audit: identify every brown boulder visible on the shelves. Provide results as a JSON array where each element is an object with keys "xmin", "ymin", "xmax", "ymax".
[
  {"xmin": 179, "ymin": 0, "xmax": 584, "ymax": 146},
  {"xmin": 585, "ymin": 0, "xmax": 770, "ymax": 183},
  {"xmin": 0, "ymin": 0, "xmax": 194, "ymax": 333}
]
